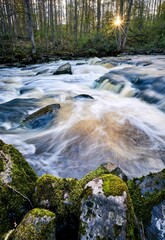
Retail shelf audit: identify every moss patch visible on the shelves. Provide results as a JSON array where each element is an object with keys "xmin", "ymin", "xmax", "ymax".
[
  {"xmin": 0, "ymin": 140, "xmax": 37, "ymax": 237},
  {"xmin": 0, "ymin": 157, "xmax": 4, "ymax": 172},
  {"xmin": 10, "ymin": 208, "xmax": 56, "ymax": 240},
  {"xmin": 127, "ymin": 169, "xmax": 165, "ymax": 225},
  {"xmin": 102, "ymin": 174, "xmax": 128, "ymax": 197}
]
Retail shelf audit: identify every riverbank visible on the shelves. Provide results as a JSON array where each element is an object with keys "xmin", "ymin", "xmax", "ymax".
[{"xmin": 0, "ymin": 48, "xmax": 165, "ymax": 67}]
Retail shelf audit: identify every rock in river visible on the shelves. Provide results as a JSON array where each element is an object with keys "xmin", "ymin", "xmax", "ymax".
[
  {"xmin": 21, "ymin": 103, "xmax": 61, "ymax": 129},
  {"xmin": 53, "ymin": 62, "xmax": 72, "ymax": 75}
]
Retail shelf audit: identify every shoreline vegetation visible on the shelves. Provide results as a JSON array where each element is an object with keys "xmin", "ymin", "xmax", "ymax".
[
  {"xmin": 0, "ymin": 47, "xmax": 165, "ymax": 66},
  {"xmin": 1, "ymin": 0, "xmax": 165, "ymax": 66}
]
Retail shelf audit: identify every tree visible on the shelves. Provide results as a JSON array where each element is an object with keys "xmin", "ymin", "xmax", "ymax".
[{"xmin": 24, "ymin": 0, "xmax": 36, "ymax": 54}]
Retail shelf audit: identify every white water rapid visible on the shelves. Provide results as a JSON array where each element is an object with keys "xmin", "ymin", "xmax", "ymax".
[{"xmin": 0, "ymin": 56, "xmax": 165, "ymax": 179}]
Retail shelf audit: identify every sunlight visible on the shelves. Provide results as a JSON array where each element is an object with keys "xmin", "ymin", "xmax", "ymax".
[{"xmin": 114, "ymin": 16, "xmax": 122, "ymax": 27}]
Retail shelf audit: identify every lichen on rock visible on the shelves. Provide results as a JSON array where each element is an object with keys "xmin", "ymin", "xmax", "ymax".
[
  {"xmin": 9, "ymin": 208, "xmax": 56, "ymax": 240},
  {"xmin": 79, "ymin": 174, "xmax": 138, "ymax": 240}
]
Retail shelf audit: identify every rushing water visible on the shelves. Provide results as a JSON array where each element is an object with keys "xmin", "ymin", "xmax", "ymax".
[{"xmin": 0, "ymin": 56, "xmax": 165, "ymax": 179}]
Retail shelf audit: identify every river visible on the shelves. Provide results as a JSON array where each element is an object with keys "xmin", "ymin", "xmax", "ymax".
[{"xmin": 0, "ymin": 55, "xmax": 165, "ymax": 179}]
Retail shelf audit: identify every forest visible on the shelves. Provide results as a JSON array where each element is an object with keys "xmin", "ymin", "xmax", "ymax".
[{"xmin": 0, "ymin": 0, "xmax": 165, "ymax": 62}]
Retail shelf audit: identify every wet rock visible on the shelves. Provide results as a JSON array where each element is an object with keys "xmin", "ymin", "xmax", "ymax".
[
  {"xmin": 10, "ymin": 208, "xmax": 56, "ymax": 240},
  {"xmin": 33, "ymin": 175, "xmax": 79, "ymax": 240},
  {"xmin": 0, "ymin": 98, "xmax": 39, "ymax": 124},
  {"xmin": 0, "ymin": 140, "xmax": 37, "ymax": 238},
  {"xmin": 74, "ymin": 94, "xmax": 94, "ymax": 100},
  {"xmin": 79, "ymin": 174, "xmax": 138, "ymax": 239},
  {"xmin": 53, "ymin": 62, "xmax": 72, "ymax": 75},
  {"xmin": 88, "ymin": 57, "xmax": 102, "ymax": 65},
  {"xmin": 135, "ymin": 61, "xmax": 152, "ymax": 66},
  {"xmin": 21, "ymin": 103, "xmax": 61, "ymax": 129},
  {"xmin": 128, "ymin": 169, "xmax": 165, "ymax": 240}
]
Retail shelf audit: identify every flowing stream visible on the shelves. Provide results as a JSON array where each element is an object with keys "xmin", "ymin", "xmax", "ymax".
[{"xmin": 0, "ymin": 56, "xmax": 165, "ymax": 179}]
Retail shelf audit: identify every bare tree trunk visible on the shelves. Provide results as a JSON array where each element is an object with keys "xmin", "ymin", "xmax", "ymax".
[
  {"xmin": 74, "ymin": 0, "xmax": 78, "ymax": 44},
  {"xmin": 24, "ymin": 0, "xmax": 36, "ymax": 54},
  {"xmin": 97, "ymin": 0, "xmax": 101, "ymax": 32},
  {"xmin": 122, "ymin": 0, "xmax": 134, "ymax": 49},
  {"xmin": 116, "ymin": 0, "xmax": 124, "ymax": 50}
]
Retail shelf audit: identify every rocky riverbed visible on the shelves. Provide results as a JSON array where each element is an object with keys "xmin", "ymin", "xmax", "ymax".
[{"xmin": 0, "ymin": 55, "xmax": 165, "ymax": 239}]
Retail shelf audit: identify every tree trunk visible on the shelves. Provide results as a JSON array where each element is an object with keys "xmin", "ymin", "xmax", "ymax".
[
  {"xmin": 122, "ymin": 0, "xmax": 134, "ymax": 49},
  {"xmin": 24, "ymin": 0, "xmax": 36, "ymax": 54},
  {"xmin": 97, "ymin": 0, "xmax": 101, "ymax": 32}
]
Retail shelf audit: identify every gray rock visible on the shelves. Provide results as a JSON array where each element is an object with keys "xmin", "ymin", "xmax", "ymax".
[
  {"xmin": 79, "ymin": 174, "xmax": 137, "ymax": 239},
  {"xmin": 128, "ymin": 169, "xmax": 165, "ymax": 240},
  {"xmin": 0, "ymin": 140, "xmax": 37, "ymax": 238},
  {"xmin": 53, "ymin": 62, "xmax": 72, "ymax": 75},
  {"xmin": 10, "ymin": 208, "xmax": 56, "ymax": 240}
]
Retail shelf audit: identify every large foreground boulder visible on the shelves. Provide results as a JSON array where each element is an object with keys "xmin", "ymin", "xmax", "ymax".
[
  {"xmin": 33, "ymin": 174, "xmax": 79, "ymax": 239},
  {"xmin": 0, "ymin": 140, "xmax": 37, "ymax": 238},
  {"xmin": 9, "ymin": 208, "xmax": 56, "ymax": 240},
  {"xmin": 128, "ymin": 169, "xmax": 165, "ymax": 240},
  {"xmin": 79, "ymin": 174, "xmax": 138, "ymax": 240}
]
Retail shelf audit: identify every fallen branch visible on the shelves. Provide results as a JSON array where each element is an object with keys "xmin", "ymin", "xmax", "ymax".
[{"xmin": 7, "ymin": 184, "xmax": 34, "ymax": 208}]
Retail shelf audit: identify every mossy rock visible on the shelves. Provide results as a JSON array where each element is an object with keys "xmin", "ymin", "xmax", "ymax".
[
  {"xmin": 33, "ymin": 174, "xmax": 79, "ymax": 239},
  {"xmin": 128, "ymin": 169, "xmax": 165, "ymax": 239},
  {"xmin": 79, "ymin": 174, "xmax": 138, "ymax": 240},
  {"xmin": 21, "ymin": 103, "xmax": 61, "ymax": 129},
  {"xmin": 9, "ymin": 208, "xmax": 56, "ymax": 240},
  {"xmin": 0, "ymin": 140, "xmax": 37, "ymax": 237}
]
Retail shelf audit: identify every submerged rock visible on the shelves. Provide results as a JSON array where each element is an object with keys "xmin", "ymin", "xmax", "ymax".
[
  {"xmin": 0, "ymin": 140, "xmax": 37, "ymax": 237},
  {"xmin": 21, "ymin": 103, "xmax": 61, "ymax": 129},
  {"xmin": 10, "ymin": 208, "xmax": 56, "ymax": 240},
  {"xmin": 94, "ymin": 72, "xmax": 136, "ymax": 97},
  {"xmin": 0, "ymin": 98, "xmax": 39, "ymax": 124},
  {"xmin": 53, "ymin": 62, "xmax": 72, "ymax": 75},
  {"xmin": 128, "ymin": 169, "xmax": 165, "ymax": 240},
  {"xmin": 88, "ymin": 57, "xmax": 102, "ymax": 65},
  {"xmin": 79, "ymin": 174, "xmax": 137, "ymax": 239},
  {"xmin": 36, "ymin": 68, "xmax": 49, "ymax": 75}
]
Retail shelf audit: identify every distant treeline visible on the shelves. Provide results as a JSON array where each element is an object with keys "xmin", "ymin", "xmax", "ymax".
[{"xmin": 0, "ymin": 0, "xmax": 165, "ymax": 58}]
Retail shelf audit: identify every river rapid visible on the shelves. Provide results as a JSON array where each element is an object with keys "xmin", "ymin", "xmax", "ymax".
[{"xmin": 0, "ymin": 55, "xmax": 165, "ymax": 179}]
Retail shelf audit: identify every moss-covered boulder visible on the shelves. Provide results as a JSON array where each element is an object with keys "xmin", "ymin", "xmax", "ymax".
[
  {"xmin": 33, "ymin": 174, "xmax": 79, "ymax": 239},
  {"xmin": 10, "ymin": 208, "xmax": 56, "ymax": 240},
  {"xmin": 21, "ymin": 103, "xmax": 61, "ymax": 129},
  {"xmin": 79, "ymin": 174, "xmax": 138, "ymax": 240},
  {"xmin": 0, "ymin": 140, "xmax": 37, "ymax": 237},
  {"xmin": 128, "ymin": 169, "xmax": 165, "ymax": 240}
]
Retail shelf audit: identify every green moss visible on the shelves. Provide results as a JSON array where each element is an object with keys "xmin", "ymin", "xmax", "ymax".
[
  {"xmin": 80, "ymin": 165, "xmax": 110, "ymax": 185},
  {"xmin": 0, "ymin": 140, "xmax": 38, "ymax": 237},
  {"xmin": 127, "ymin": 172, "xmax": 165, "ymax": 225},
  {"xmin": 10, "ymin": 208, "xmax": 56, "ymax": 240},
  {"xmin": 102, "ymin": 174, "xmax": 128, "ymax": 197},
  {"xmin": 0, "ymin": 157, "xmax": 4, "ymax": 172}
]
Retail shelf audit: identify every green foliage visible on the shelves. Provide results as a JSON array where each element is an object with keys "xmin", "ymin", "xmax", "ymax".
[{"xmin": 78, "ymin": 32, "xmax": 117, "ymax": 56}]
